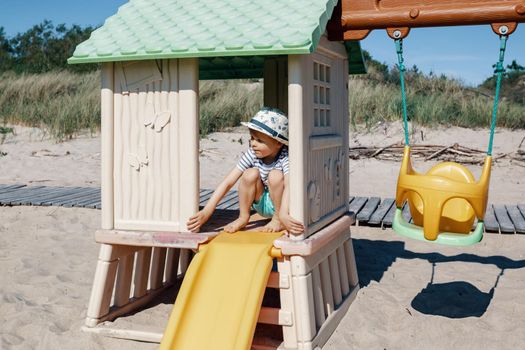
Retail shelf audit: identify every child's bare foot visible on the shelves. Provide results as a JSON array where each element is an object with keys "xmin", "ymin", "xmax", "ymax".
[
  {"xmin": 224, "ymin": 216, "xmax": 250, "ymax": 233},
  {"xmin": 262, "ymin": 216, "xmax": 284, "ymax": 232}
]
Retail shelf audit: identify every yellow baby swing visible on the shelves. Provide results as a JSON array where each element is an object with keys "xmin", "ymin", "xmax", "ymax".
[{"xmin": 391, "ymin": 28, "xmax": 511, "ymax": 246}]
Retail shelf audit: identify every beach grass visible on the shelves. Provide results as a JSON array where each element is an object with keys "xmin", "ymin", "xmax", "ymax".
[
  {"xmin": 349, "ymin": 66, "xmax": 525, "ymax": 130},
  {"xmin": 0, "ymin": 70, "xmax": 100, "ymax": 140},
  {"xmin": 199, "ymin": 80, "xmax": 263, "ymax": 135},
  {"xmin": 0, "ymin": 68, "xmax": 523, "ymax": 141}
]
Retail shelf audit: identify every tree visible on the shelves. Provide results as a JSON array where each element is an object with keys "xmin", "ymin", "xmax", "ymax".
[
  {"xmin": 7, "ymin": 20, "xmax": 96, "ymax": 73},
  {"xmin": 0, "ymin": 27, "xmax": 13, "ymax": 71},
  {"xmin": 507, "ymin": 60, "xmax": 524, "ymax": 72}
]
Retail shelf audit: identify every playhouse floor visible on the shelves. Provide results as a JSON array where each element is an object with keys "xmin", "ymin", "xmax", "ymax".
[{"xmin": 199, "ymin": 208, "xmax": 273, "ymax": 233}]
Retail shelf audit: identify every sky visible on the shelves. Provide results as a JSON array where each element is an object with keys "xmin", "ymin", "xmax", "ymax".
[{"xmin": 1, "ymin": 0, "xmax": 524, "ymax": 86}]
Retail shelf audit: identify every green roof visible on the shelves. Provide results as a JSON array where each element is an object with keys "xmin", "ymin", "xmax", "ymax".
[{"xmin": 68, "ymin": 0, "xmax": 366, "ymax": 76}]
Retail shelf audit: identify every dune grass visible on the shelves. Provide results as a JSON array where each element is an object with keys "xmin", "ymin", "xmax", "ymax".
[
  {"xmin": 0, "ymin": 71, "xmax": 263, "ymax": 140},
  {"xmin": 199, "ymin": 80, "xmax": 262, "ymax": 135},
  {"xmin": 0, "ymin": 70, "xmax": 100, "ymax": 140},
  {"xmin": 349, "ymin": 66, "xmax": 525, "ymax": 130},
  {"xmin": 0, "ymin": 68, "xmax": 523, "ymax": 141}
]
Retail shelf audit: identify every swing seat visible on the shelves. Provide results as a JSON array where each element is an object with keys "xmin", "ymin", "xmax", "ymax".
[{"xmin": 393, "ymin": 146, "xmax": 491, "ymax": 246}]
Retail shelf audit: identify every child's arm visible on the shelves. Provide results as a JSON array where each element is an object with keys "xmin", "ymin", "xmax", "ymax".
[
  {"xmin": 279, "ymin": 174, "xmax": 305, "ymax": 235},
  {"xmin": 186, "ymin": 167, "xmax": 243, "ymax": 232}
]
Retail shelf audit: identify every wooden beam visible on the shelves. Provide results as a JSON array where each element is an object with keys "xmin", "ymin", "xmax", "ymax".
[{"xmin": 330, "ymin": 0, "xmax": 525, "ymax": 39}]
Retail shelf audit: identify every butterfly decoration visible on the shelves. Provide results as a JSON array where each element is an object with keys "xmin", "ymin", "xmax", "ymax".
[
  {"xmin": 333, "ymin": 149, "xmax": 345, "ymax": 198},
  {"xmin": 128, "ymin": 146, "xmax": 149, "ymax": 171},
  {"xmin": 324, "ymin": 157, "xmax": 333, "ymax": 182},
  {"xmin": 308, "ymin": 181, "xmax": 321, "ymax": 223},
  {"xmin": 144, "ymin": 101, "xmax": 171, "ymax": 132}
]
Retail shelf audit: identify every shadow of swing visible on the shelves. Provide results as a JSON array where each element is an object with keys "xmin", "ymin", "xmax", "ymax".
[
  {"xmin": 411, "ymin": 281, "xmax": 493, "ymax": 318},
  {"xmin": 352, "ymin": 238, "xmax": 525, "ymax": 319}
]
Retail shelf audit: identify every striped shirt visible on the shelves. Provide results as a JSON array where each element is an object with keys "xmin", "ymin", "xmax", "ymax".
[{"xmin": 236, "ymin": 147, "xmax": 289, "ymax": 187}]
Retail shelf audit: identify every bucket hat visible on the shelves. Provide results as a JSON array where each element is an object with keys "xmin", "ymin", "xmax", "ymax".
[{"xmin": 241, "ymin": 107, "xmax": 289, "ymax": 145}]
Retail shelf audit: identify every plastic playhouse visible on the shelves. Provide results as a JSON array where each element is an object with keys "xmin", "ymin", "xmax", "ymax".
[{"xmin": 68, "ymin": 0, "xmax": 524, "ymax": 349}]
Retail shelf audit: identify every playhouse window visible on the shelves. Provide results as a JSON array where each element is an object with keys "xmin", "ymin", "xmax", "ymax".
[{"xmin": 313, "ymin": 61, "xmax": 331, "ymax": 128}]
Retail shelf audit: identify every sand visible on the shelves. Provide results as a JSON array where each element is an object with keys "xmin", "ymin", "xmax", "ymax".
[{"xmin": 1, "ymin": 123, "xmax": 524, "ymax": 349}]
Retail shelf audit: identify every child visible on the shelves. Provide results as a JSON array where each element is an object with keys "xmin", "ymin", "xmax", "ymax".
[{"xmin": 187, "ymin": 107, "xmax": 304, "ymax": 235}]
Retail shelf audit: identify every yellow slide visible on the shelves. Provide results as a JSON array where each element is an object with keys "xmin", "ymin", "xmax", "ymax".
[{"xmin": 160, "ymin": 231, "xmax": 283, "ymax": 350}]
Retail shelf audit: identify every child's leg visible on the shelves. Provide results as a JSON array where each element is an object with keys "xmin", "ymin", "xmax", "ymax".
[
  {"xmin": 224, "ymin": 168, "xmax": 264, "ymax": 232},
  {"xmin": 263, "ymin": 169, "xmax": 285, "ymax": 232}
]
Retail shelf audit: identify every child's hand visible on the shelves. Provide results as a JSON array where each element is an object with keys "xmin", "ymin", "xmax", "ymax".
[
  {"xmin": 280, "ymin": 213, "xmax": 304, "ymax": 235},
  {"xmin": 187, "ymin": 209, "xmax": 212, "ymax": 232}
]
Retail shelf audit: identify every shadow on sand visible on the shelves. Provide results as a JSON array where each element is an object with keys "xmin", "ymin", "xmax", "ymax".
[{"xmin": 352, "ymin": 238, "xmax": 525, "ymax": 318}]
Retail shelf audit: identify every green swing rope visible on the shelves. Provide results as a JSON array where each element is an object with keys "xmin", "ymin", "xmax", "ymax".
[
  {"xmin": 395, "ymin": 39, "xmax": 410, "ymax": 146},
  {"xmin": 488, "ymin": 35, "xmax": 508, "ymax": 156},
  {"xmin": 394, "ymin": 35, "xmax": 508, "ymax": 155}
]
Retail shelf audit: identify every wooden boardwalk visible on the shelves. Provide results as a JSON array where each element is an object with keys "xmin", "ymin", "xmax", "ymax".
[{"xmin": 1, "ymin": 184, "xmax": 524, "ymax": 234}]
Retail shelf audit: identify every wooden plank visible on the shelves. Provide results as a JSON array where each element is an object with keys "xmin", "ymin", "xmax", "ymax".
[
  {"xmin": 0, "ymin": 184, "xmax": 24, "ymax": 190},
  {"xmin": 0, "ymin": 184, "xmax": 26, "ymax": 194},
  {"xmin": 215, "ymin": 190, "xmax": 239, "ymax": 209},
  {"xmin": 198, "ymin": 189, "xmax": 214, "ymax": 206},
  {"xmin": 67, "ymin": 191, "xmax": 101, "ymax": 208},
  {"xmin": 493, "ymin": 205, "xmax": 515, "ymax": 234},
  {"xmin": 402, "ymin": 202, "xmax": 412, "ymax": 222},
  {"xmin": 2, "ymin": 183, "xmax": 522, "ymax": 237},
  {"xmin": 11, "ymin": 187, "xmax": 71, "ymax": 205},
  {"xmin": 0, "ymin": 185, "xmax": 50, "ymax": 199},
  {"xmin": 382, "ymin": 201, "xmax": 398, "ymax": 227},
  {"xmin": 22, "ymin": 187, "xmax": 87, "ymax": 206},
  {"xmin": 368, "ymin": 198, "xmax": 395, "ymax": 226},
  {"xmin": 484, "ymin": 205, "xmax": 499, "ymax": 233},
  {"xmin": 356, "ymin": 196, "xmax": 380, "ymax": 223},
  {"xmin": 39, "ymin": 188, "xmax": 92, "ymax": 205},
  {"xmin": 49, "ymin": 191, "xmax": 100, "ymax": 207},
  {"xmin": 34, "ymin": 188, "xmax": 94, "ymax": 206},
  {"xmin": 75, "ymin": 200, "xmax": 101, "ymax": 209},
  {"xmin": 3, "ymin": 187, "xmax": 58, "ymax": 205},
  {"xmin": 506, "ymin": 205, "xmax": 525, "ymax": 234},
  {"xmin": 0, "ymin": 186, "xmax": 47, "ymax": 201},
  {"xmin": 62, "ymin": 191, "xmax": 102, "ymax": 207},
  {"xmin": 75, "ymin": 194, "xmax": 102, "ymax": 207},
  {"xmin": 348, "ymin": 196, "xmax": 367, "ymax": 216},
  {"xmin": 26, "ymin": 187, "xmax": 87, "ymax": 205},
  {"xmin": 518, "ymin": 205, "xmax": 525, "ymax": 223},
  {"xmin": 222, "ymin": 196, "xmax": 241, "ymax": 210},
  {"xmin": 228, "ymin": 200, "xmax": 240, "ymax": 210}
]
